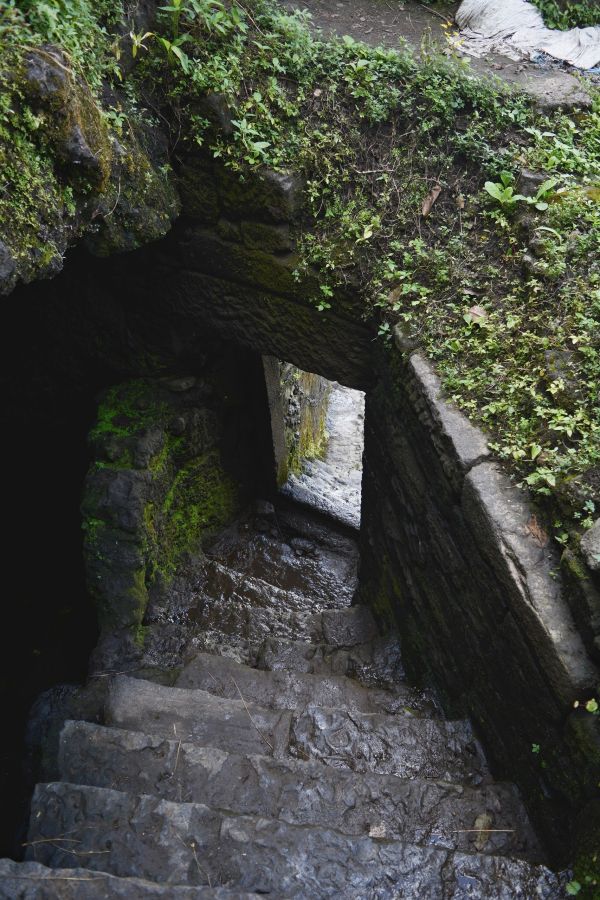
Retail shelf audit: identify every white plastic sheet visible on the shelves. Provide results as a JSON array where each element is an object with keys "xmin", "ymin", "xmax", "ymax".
[{"xmin": 454, "ymin": 0, "xmax": 600, "ymax": 69}]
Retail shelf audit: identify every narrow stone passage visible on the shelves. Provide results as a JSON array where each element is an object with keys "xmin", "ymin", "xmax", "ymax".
[
  {"xmin": 282, "ymin": 382, "xmax": 365, "ymax": 529},
  {"xmin": 1, "ymin": 495, "xmax": 563, "ymax": 897}
]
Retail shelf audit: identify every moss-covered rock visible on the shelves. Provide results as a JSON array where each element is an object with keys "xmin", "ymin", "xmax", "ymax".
[
  {"xmin": 82, "ymin": 377, "xmax": 241, "ymax": 633},
  {"xmin": 0, "ymin": 30, "xmax": 179, "ymax": 294}
]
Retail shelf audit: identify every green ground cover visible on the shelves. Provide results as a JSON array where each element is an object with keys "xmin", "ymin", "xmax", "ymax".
[
  {"xmin": 2, "ymin": 0, "xmax": 600, "ymax": 579},
  {"xmin": 532, "ymin": 0, "xmax": 600, "ymax": 30}
]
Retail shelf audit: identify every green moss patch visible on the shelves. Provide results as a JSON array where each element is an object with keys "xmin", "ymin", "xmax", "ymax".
[
  {"xmin": 154, "ymin": 451, "xmax": 238, "ymax": 578},
  {"xmin": 83, "ymin": 377, "xmax": 241, "ymax": 630}
]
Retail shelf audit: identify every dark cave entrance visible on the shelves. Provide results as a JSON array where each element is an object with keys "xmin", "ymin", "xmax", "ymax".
[{"xmin": 0, "ymin": 283, "xmax": 101, "ymax": 856}]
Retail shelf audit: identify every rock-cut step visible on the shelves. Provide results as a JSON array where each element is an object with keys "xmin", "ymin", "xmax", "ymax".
[
  {"xmin": 25, "ymin": 782, "xmax": 562, "ymax": 899},
  {"xmin": 174, "ymin": 650, "xmax": 433, "ymax": 716},
  {"xmin": 106, "ymin": 675, "xmax": 487, "ymax": 783},
  {"xmin": 59, "ymin": 720, "xmax": 544, "ymax": 861},
  {"xmin": 157, "ymin": 563, "xmax": 363, "ymax": 649},
  {"xmin": 255, "ymin": 631, "xmax": 407, "ymax": 691},
  {"xmin": 0, "ymin": 859, "xmax": 258, "ymax": 899}
]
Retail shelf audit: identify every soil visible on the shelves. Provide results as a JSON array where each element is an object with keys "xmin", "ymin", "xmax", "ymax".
[
  {"xmin": 282, "ymin": 0, "xmax": 459, "ymax": 48},
  {"xmin": 282, "ymin": 0, "xmax": 594, "ymax": 109}
]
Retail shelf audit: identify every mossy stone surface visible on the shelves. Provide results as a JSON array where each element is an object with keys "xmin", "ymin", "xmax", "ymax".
[{"xmin": 82, "ymin": 377, "xmax": 241, "ymax": 633}]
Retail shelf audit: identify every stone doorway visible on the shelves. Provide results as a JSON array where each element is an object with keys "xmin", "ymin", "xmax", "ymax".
[{"xmin": 263, "ymin": 357, "xmax": 365, "ymax": 530}]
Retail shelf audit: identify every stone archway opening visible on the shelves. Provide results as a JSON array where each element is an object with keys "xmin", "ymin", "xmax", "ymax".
[{"xmin": 263, "ymin": 357, "xmax": 366, "ymax": 531}]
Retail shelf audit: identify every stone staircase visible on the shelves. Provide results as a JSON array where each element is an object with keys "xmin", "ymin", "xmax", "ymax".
[{"xmin": 0, "ymin": 503, "xmax": 564, "ymax": 898}]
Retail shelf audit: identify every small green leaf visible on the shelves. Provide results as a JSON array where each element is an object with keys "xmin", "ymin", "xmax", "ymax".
[
  {"xmin": 536, "ymin": 177, "xmax": 559, "ymax": 199},
  {"xmin": 484, "ymin": 182, "xmax": 504, "ymax": 201},
  {"xmin": 586, "ymin": 699, "xmax": 599, "ymax": 714},
  {"xmin": 566, "ymin": 881, "xmax": 582, "ymax": 896}
]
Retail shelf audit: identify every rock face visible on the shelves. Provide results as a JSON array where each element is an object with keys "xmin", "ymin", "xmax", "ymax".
[
  {"xmin": 581, "ymin": 519, "xmax": 600, "ymax": 572},
  {"xmin": 1, "ymin": 43, "xmax": 179, "ymax": 296},
  {"xmin": 3, "ymin": 502, "xmax": 563, "ymax": 897},
  {"xmin": 171, "ymin": 157, "xmax": 376, "ymax": 389},
  {"xmin": 281, "ymin": 381, "xmax": 365, "ymax": 530}
]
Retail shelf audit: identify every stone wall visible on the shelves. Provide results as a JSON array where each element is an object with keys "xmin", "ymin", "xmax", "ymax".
[
  {"xmin": 80, "ymin": 347, "xmax": 276, "ymax": 672},
  {"xmin": 263, "ymin": 356, "xmax": 331, "ymax": 487},
  {"xmin": 359, "ymin": 338, "xmax": 600, "ymax": 866},
  {"xmin": 169, "ymin": 157, "xmax": 376, "ymax": 390}
]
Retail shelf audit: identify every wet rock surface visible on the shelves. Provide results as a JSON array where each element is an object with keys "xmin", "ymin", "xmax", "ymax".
[
  {"xmin": 0, "ymin": 859, "xmax": 257, "ymax": 899},
  {"xmin": 23, "ymin": 780, "xmax": 562, "ymax": 898},
  {"xmin": 59, "ymin": 720, "xmax": 542, "ymax": 860},
  {"xmin": 5, "ymin": 501, "xmax": 562, "ymax": 896},
  {"xmin": 135, "ymin": 501, "xmax": 361, "ymax": 672}
]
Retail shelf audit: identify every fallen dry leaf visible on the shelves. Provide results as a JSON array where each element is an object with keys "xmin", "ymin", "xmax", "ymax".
[
  {"xmin": 467, "ymin": 305, "xmax": 488, "ymax": 324},
  {"xmin": 473, "ymin": 813, "xmax": 493, "ymax": 852},
  {"xmin": 387, "ymin": 285, "xmax": 404, "ymax": 305},
  {"xmin": 526, "ymin": 514, "xmax": 548, "ymax": 548},
  {"xmin": 422, "ymin": 183, "xmax": 441, "ymax": 217}
]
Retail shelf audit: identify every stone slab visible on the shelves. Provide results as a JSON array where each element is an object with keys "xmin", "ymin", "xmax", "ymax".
[
  {"xmin": 106, "ymin": 676, "xmax": 292, "ymax": 757},
  {"xmin": 105, "ymin": 676, "xmax": 486, "ymax": 782},
  {"xmin": 408, "ymin": 353, "xmax": 490, "ymax": 490},
  {"xmin": 26, "ymin": 783, "xmax": 561, "ymax": 898},
  {"xmin": 464, "ymin": 461, "xmax": 597, "ymax": 697},
  {"xmin": 256, "ymin": 632, "xmax": 407, "ymax": 689},
  {"xmin": 0, "ymin": 859, "xmax": 254, "ymax": 899},
  {"xmin": 175, "ymin": 650, "xmax": 427, "ymax": 715},
  {"xmin": 58, "ymin": 720, "xmax": 543, "ymax": 860}
]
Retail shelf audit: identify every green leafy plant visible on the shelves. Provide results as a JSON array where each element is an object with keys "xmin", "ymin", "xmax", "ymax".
[
  {"xmin": 130, "ymin": 29, "xmax": 154, "ymax": 58},
  {"xmin": 484, "ymin": 171, "xmax": 558, "ymax": 211},
  {"xmin": 532, "ymin": 0, "xmax": 600, "ymax": 30},
  {"xmin": 157, "ymin": 34, "xmax": 191, "ymax": 72}
]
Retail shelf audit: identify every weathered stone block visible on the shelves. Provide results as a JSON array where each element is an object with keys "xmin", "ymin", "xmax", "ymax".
[
  {"xmin": 241, "ymin": 220, "xmax": 294, "ymax": 253},
  {"xmin": 218, "ymin": 166, "xmax": 304, "ymax": 223},
  {"xmin": 178, "ymin": 162, "xmax": 220, "ymax": 223},
  {"xmin": 179, "ymin": 227, "xmax": 299, "ymax": 295},
  {"xmin": 464, "ymin": 462, "xmax": 596, "ymax": 699},
  {"xmin": 581, "ymin": 518, "xmax": 600, "ymax": 573},
  {"xmin": 409, "ymin": 353, "xmax": 490, "ymax": 490}
]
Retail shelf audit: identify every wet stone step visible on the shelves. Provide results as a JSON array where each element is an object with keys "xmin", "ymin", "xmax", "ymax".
[
  {"xmin": 105, "ymin": 676, "xmax": 487, "ymax": 783},
  {"xmin": 106, "ymin": 676, "xmax": 291, "ymax": 757},
  {"xmin": 207, "ymin": 534, "xmax": 357, "ymax": 606},
  {"xmin": 0, "ymin": 859, "xmax": 257, "ymax": 899},
  {"xmin": 140, "ymin": 604, "xmax": 388, "ymax": 680},
  {"xmin": 26, "ymin": 782, "xmax": 562, "ymax": 899},
  {"xmin": 273, "ymin": 503, "xmax": 360, "ymax": 555},
  {"xmin": 316, "ymin": 605, "xmax": 380, "ymax": 647},
  {"xmin": 256, "ymin": 632, "xmax": 407, "ymax": 690},
  {"xmin": 204, "ymin": 503, "xmax": 359, "ymax": 603},
  {"xmin": 59, "ymin": 720, "xmax": 544, "ymax": 860},
  {"xmin": 148, "ymin": 561, "xmax": 345, "ymax": 645},
  {"xmin": 174, "ymin": 651, "xmax": 434, "ymax": 716},
  {"xmin": 290, "ymin": 705, "xmax": 487, "ymax": 783}
]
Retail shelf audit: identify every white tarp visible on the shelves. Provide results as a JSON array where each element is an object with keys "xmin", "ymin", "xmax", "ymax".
[{"xmin": 454, "ymin": 0, "xmax": 600, "ymax": 69}]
